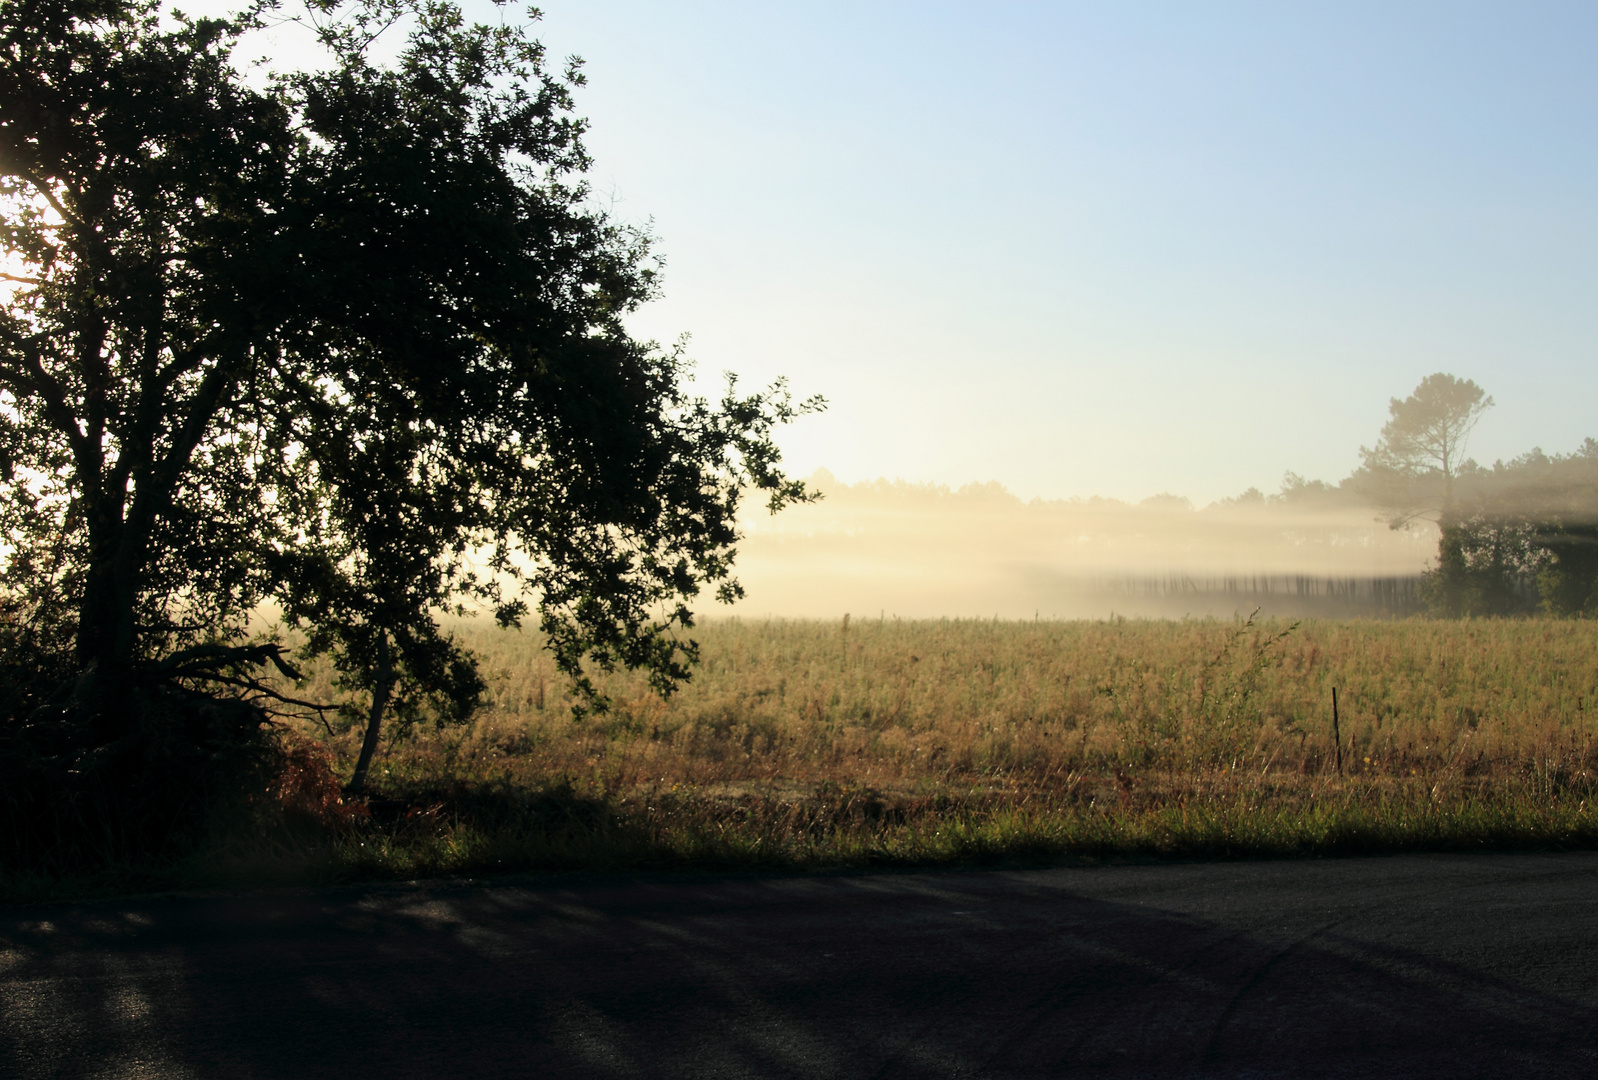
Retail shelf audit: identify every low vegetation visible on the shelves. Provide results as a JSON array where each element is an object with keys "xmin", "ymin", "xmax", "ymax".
[{"xmin": 9, "ymin": 614, "xmax": 1596, "ymax": 902}]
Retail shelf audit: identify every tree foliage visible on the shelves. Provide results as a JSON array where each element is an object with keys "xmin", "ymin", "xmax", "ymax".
[
  {"xmin": 0, "ymin": 0, "xmax": 819, "ymax": 856},
  {"xmin": 1358, "ymin": 372, "xmax": 1494, "ymax": 527},
  {"xmin": 1442, "ymin": 442, "xmax": 1598, "ymax": 618},
  {"xmin": 1370, "ymin": 394, "xmax": 1598, "ymax": 619},
  {"xmin": 1354, "ymin": 373, "xmax": 1508, "ymax": 617}
]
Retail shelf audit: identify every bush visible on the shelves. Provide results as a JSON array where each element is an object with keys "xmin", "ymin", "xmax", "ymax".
[
  {"xmin": 0, "ymin": 681, "xmax": 279, "ymax": 875},
  {"xmin": 272, "ymin": 734, "xmax": 369, "ymax": 832}
]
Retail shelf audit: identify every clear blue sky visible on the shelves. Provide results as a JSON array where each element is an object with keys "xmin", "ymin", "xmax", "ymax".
[
  {"xmin": 229, "ymin": 1, "xmax": 1595, "ymax": 504},
  {"xmin": 520, "ymin": 1, "xmax": 1598, "ymax": 503}
]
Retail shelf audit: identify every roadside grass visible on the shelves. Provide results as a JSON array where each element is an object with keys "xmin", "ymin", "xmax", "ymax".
[{"xmin": 7, "ymin": 615, "xmax": 1598, "ymax": 903}]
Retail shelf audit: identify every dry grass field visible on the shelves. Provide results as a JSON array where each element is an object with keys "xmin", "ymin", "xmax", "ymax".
[
  {"xmin": 237, "ymin": 614, "xmax": 1598, "ymax": 887},
  {"xmin": 376, "ymin": 614, "xmax": 1595, "ymax": 790},
  {"xmin": 12, "ymin": 614, "xmax": 1596, "ymax": 902}
]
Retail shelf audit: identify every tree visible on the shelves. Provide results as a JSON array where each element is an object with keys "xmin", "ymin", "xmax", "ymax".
[
  {"xmin": 1358, "ymin": 373, "xmax": 1494, "ymax": 526},
  {"xmin": 1535, "ymin": 521, "xmax": 1598, "ymax": 616},
  {"xmin": 1357, "ymin": 374, "xmax": 1497, "ymax": 617},
  {"xmin": 1461, "ymin": 441, "xmax": 1598, "ymax": 617},
  {"xmin": 0, "ymin": 0, "xmax": 820, "ymax": 856}
]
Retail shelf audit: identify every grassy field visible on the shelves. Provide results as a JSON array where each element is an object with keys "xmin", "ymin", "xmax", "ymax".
[{"xmin": 10, "ymin": 615, "xmax": 1598, "ymax": 901}]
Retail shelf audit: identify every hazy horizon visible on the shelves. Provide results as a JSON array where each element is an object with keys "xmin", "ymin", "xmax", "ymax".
[{"xmin": 725, "ymin": 468, "xmax": 1434, "ymax": 620}]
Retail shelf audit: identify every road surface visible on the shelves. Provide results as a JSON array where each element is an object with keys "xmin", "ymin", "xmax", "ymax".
[{"xmin": 3, "ymin": 852, "xmax": 1597, "ymax": 1078}]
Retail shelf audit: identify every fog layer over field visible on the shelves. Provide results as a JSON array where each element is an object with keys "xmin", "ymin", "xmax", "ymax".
[{"xmin": 729, "ymin": 471, "xmax": 1435, "ymax": 620}]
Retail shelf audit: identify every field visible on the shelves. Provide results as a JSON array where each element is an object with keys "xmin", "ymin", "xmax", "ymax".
[
  {"xmin": 271, "ymin": 616, "xmax": 1598, "ymax": 879},
  {"xmin": 12, "ymin": 615, "xmax": 1598, "ymax": 901},
  {"xmin": 388, "ymin": 613, "xmax": 1598, "ymax": 788}
]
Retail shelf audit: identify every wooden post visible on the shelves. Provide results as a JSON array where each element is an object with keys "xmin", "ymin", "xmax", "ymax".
[{"xmin": 1332, "ymin": 685, "xmax": 1344, "ymax": 776}]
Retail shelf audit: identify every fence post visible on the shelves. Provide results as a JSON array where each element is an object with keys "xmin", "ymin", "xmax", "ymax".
[{"xmin": 1332, "ymin": 686, "xmax": 1344, "ymax": 776}]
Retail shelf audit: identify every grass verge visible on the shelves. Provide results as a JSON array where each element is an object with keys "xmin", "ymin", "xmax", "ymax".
[{"xmin": 6, "ymin": 772, "xmax": 1595, "ymax": 906}]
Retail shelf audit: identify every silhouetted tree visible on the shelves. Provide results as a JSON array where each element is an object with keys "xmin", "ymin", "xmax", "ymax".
[
  {"xmin": 1459, "ymin": 442, "xmax": 1598, "ymax": 617},
  {"xmin": 1414, "ymin": 496, "xmax": 1538, "ymax": 618},
  {"xmin": 1535, "ymin": 523, "xmax": 1598, "ymax": 616},
  {"xmin": 1358, "ymin": 373, "xmax": 1494, "ymax": 525},
  {"xmin": 1357, "ymin": 374, "xmax": 1498, "ymax": 616},
  {"xmin": 1386, "ymin": 440, "xmax": 1598, "ymax": 620},
  {"xmin": 0, "ymin": 0, "xmax": 819, "ymax": 845}
]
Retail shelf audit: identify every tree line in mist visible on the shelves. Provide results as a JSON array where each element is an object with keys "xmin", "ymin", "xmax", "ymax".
[
  {"xmin": 744, "ymin": 374, "xmax": 1597, "ymax": 620},
  {"xmin": 1354, "ymin": 374, "xmax": 1598, "ymax": 618}
]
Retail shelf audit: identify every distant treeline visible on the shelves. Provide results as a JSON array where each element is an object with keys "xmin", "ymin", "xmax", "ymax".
[
  {"xmin": 1348, "ymin": 439, "xmax": 1598, "ymax": 618},
  {"xmin": 732, "ymin": 469, "xmax": 1434, "ymax": 619},
  {"xmin": 804, "ymin": 468, "xmax": 1364, "ymax": 514},
  {"xmin": 1071, "ymin": 574, "xmax": 1426, "ymax": 619},
  {"xmin": 779, "ymin": 422, "xmax": 1598, "ymax": 620},
  {"xmin": 735, "ymin": 384, "xmax": 1598, "ymax": 621}
]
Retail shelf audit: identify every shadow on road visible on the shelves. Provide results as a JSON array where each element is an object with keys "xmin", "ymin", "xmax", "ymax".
[{"xmin": 3, "ymin": 854, "xmax": 1597, "ymax": 1078}]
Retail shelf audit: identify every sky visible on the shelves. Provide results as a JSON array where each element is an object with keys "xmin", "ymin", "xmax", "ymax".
[
  {"xmin": 225, "ymin": 1, "xmax": 1598, "ymax": 505},
  {"xmin": 516, "ymin": 1, "xmax": 1598, "ymax": 504}
]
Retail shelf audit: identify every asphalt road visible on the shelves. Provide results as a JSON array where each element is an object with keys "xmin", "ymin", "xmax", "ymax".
[{"xmin": 3, "ymin": 852, "xmax": 1597, "ymax": 1079}]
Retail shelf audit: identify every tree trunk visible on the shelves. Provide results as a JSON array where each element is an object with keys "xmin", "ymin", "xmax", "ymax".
[
  {"xmin": 75, "ymin": 499, "xmax": 140, "ymax": 739},
  {"xmin": 346, "ymin": 632, "xmax": 393, "ymax": 796},
  {"xmin": 1433, "ymin": 524, "xmax": 1470, "ymax": 618}
]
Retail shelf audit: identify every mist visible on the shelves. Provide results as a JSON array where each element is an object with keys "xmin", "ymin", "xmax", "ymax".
[{"xmin": 727, "ymin": 470, "xmax": 1434, "ymax": 620}]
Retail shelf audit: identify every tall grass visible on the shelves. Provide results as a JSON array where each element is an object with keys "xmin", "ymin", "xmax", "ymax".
[
  {"xmin": 8, "ymin": 615, "xmax": 1598, "ymax": 902},
  {"xmin": 384, "ymin": 614, "xmax": 1598, "ymax": 791}
]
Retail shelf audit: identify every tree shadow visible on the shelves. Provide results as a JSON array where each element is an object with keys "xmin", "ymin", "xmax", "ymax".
[{"xmin": 3, "ymin": 856, "xmax": 1597, "ymax": 1079}]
